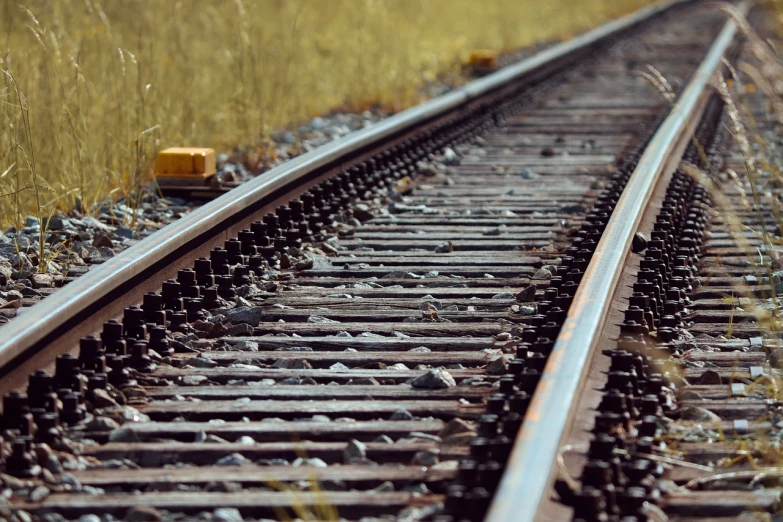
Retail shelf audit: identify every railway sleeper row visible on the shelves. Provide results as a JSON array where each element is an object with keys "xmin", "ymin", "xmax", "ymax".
[{"xmin": 0, "ymin": 4, "xmax": 738, "ymax": 522}]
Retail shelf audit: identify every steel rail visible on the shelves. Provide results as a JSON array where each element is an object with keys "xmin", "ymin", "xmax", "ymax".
[
  {"xmin": 0, "ymin": 0, "xmax": 684, "ymax": 371},
  {"xmin": 484, "ymin": 8, "xmax": 743, "ymax": 522}
]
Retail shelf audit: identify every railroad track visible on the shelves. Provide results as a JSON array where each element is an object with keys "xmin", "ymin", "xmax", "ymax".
[{"xmin": 1, "ymin": 1, "xmax": 775, "ymax": 521}]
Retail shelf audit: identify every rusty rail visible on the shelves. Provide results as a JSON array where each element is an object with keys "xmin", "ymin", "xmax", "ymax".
[{"xmin": 484, "ymin": 7, "xmax": 745, "ymax": 521}]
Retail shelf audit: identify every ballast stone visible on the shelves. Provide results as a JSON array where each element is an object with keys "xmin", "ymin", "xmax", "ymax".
[{"xmin": 411, "ymin": 369, "xmax": 456, "ymax": 389}]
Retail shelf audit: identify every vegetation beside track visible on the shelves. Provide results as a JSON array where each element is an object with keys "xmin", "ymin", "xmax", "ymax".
[{"xmin": 1, "ymin": 0, "xmax": 655, "ymax": 230}]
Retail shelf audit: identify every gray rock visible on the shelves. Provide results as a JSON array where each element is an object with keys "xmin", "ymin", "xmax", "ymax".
[
  {"xmin": 109, "ymin": 406, "xmax": 151, "ymax": 424},
  {"xmin": 81, "ymin": 216, "xmax": 112, "ymax": 232},
  {"xmin": 215, "ymin": 453, "xmax": 252, "ymax": 467},
  {"xmin": 205, "ymin": 480, "xmax": 242, "ymax": 493},
  {"xmin": 292, "ymin": 457, "xmax": 328, "ymax": 468},
  {"xmin": 677, "ymin": 390, "xmax": 704, "ymax": 401},
  {"xmin": 42, "ymin": 454, "xmax": 63, "ymax": 475},
  {"xmin": 486, "ymin": 357, "xmax": 509, "ymax": 374},
  {"xmin": 86, "ymin": 416, "xmax": 121, "ymax": 432},
  {"xmin": 402, "ymin": 483, "xmax": 430, "ymax": 496},
  {"xmin": 491, "ymin": 292, "xmax": 515, "ymax": 299},
  {"xmin": 109, "ymin": 429, "xmax": 141, "ymax": 443},
  {"xmin": 520, "ymin": 168, "xmax": 537, "ymax": 179},
  {"xmin": 397, "ymin": 504, "xmax": 442, "ymax": 521},
  {"xmin": 225, "ymin": 323, "xmax": 253, "ymax": 336},
  {"xmin": 9, "ymin": 252, "xmax": 33, "ymax": 270},
  {"xmin": 409, "ymin": 432, "xmax": 441, "ymax": 443},
  {"xmin": 294, "ymin": 258, "xmax": 314, "ymax": 270},
  {"xmin": 272, "ymin": 359, "xmax": 313, "ymax": 370},
  {"xmin": 28, "ymin": 485, "xmax": 50, "ymax": 502},
  {"xmin": 92, "ymin": 388, "xmax": 119, "ymax": 408},
  {"xmin": 184, "ymin": 356, "xmax": 218, "ymax": 369},
  {"xmin": 531, "ymin": 267, "xmax": 552, "ymax": 280},
  {"xmin": 29, "ymin": 273, "xmax": 54, "ymax": 288},
  {"xmin": 124, "ymin": 507, "xmax": 162, "ymax": 521},
  {"xmin": 408, "ymin": 346, "xmax": 431, "ymax": 353},
  {"xmin": 180, "ymin": 375, "xmax": 209, "ymax": 386},
  {"xmin": 46, "ymin": 216, "xmax": 74, "ymax": 231},
  {"xmin": 41, "ymin": 515, "xmax": 69, "ymax": 522},
  {"xmin": 518, "ymin": 304, "xmax": 536, "ymax": 315},
  {"xmin": 420, "ymin": 299, "xmax": 443, "ymax": 311},
  {"xmin": 212, "ymin": 508, "xmax": 243, "ymax": 522},
  {"xmin": 439, "ymin": 418, "xmax": 475, "ymax": 439},
  {"xmin": 559, "ymin": 203, "xmax": 586, "ymax": 213},
  {"xmin": 248, "ymin": 379, "xmax": 276, "ymax": 386},
  {"xmin": 353, "ymin": 204, "xmax": 375, "ymax": 222},
  {"xmin": 93, "ymin": 232, "xmax": 114, "ymax": 249},
  {"xmin": 632, "ymin": 232, "xmax": 650, "ymax": 254},
  {"xmin": 2, "ymin": 473, "xmax": 26, "ymax": 490},
  {"xmin": 59, "ymin": 472, "xmax": 82, "ymax": 489},
  {"xmin": 272, "ymin": 358, "xmax": 312, "ymax": 370},
  {"xmin": 115, "ymin": 226, "xmax": 134, "ymax": 239},
  {"xmin": 224, "ymin": 306, "xmax": 263, "ymax": 326},
  {"xmin": 678, "ymin": 406, "xmax": 721, "ymax": 422},
  {"xmin": 411, "ymin": 450, "xmax": 439, "ymax": 466},
  {"xmin": 344, "ymin": 439, "xmax": 367, "ymax": 463},
  {"xmin": 373, "ymin": 481, "xmax": 395, "ymax": 493},
  {"xmin": 231, "ymin": 340, "xmax": 259, "ymax": 351},
  {"xmin": 374, "ymin": 435, "xmax": 394, "ymax": 443},
  {"xmin": 271, "ymin": 129, "xmax": 296, "ymax": 144},
  {"xmin": 416, "ymin": 160, "xmax": 441, "ymax": 177},
  {"xmin": 275, "ymin": 346, "xmax": 313, "ymax": 352},
  {"xmin": 442, "ymin": 147, "xmax": 459, "ymax": 165},
  {"xmin": 697, "ymin": 370, "xmax": 722, "ymax": 385},
  {"xmin": 434, "ymin": 241, "xmax": 453, "ymax": 253},
  {"xmin": 330, "ymin": 362, "xmax": 350, "ymax": 371},
  {"xmin": 482, "ymin": 226, "xmax": 504, "ymax": 236},
  {"xmin": 24, "ymin": 216, "xmax": 39, "ymax": 227},
  {"xmin": 516, "ymin": 285, "xmax": 537, "ymax": 302},
  {"xmin": 410, "ymin": 369, "xmax": 456, "ymax": 389},
  {"xmin": 390, "ymin": 408, "xmax": 414, "ymax": 421}
]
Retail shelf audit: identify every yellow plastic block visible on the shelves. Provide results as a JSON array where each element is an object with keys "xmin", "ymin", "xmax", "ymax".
[
  {"xmin": 156, "ymin": 147, "xmax": 216, "ymax": 178},
  {"xmin": 468, "ymin": 50, "xmax": 498, "ymax": 69}
]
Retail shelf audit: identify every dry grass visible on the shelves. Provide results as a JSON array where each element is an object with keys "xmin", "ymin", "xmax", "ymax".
[
  {"xmin": 1, "ymin": 0, "xmax": 656, "ymax": 229},
  {"xmin": 664, "ymin": 0, "xmax": 783, "ymax": 489},
  {"xmin": 683, "ymin": 2, "xmax": 783, "ymax": 332}
]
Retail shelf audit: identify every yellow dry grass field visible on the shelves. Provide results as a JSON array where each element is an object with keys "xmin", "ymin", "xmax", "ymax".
[{"xmin": 1, "ymin": 0, "xmax": 655, "ymax": 229}]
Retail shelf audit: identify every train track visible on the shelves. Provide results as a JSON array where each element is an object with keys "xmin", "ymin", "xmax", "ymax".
[{"xmin": 1, "ymin": 1, "xmax": 776, "ymax": 521}]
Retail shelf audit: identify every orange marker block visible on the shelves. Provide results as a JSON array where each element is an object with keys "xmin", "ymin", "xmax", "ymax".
[
  {"xmin": 155, "ymin": 147, "xmax": 217, "ymax": 186},
  {"xmin": 468, "ymin": 50, "xmax": 498, "ymax": 69},
  {"xmin": 156, "ymin": 147, "xmax": 216, "ymax": 178}
]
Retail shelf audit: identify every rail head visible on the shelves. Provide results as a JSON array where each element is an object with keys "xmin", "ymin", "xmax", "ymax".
[
  {"xmin": 484, "ymin": 7, "xmax": 743, "ymax": 522},
  {"xmin": 0, "ymin": 0, "xmax": 685, "ymax": 372}
]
